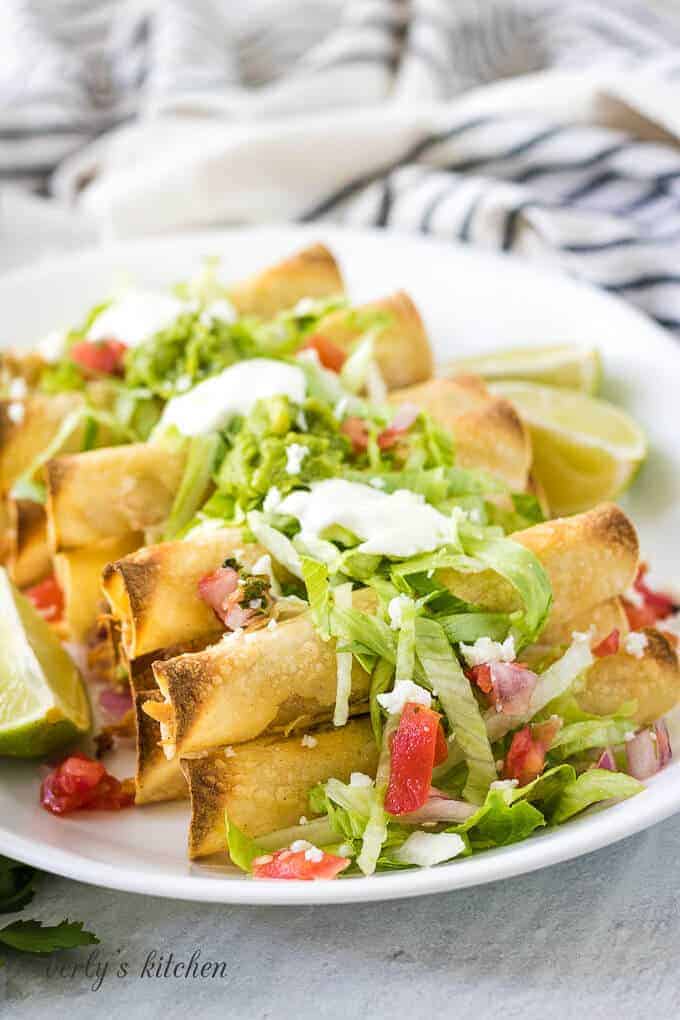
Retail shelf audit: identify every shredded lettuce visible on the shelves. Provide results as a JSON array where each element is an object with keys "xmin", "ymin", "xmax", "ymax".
[
  {"xmin": 300, "ymin": 557, "xmax": 331, "ymax": 640},
  {"xmin": 415, "ymin": 617, "xmax": 496, "ymax": 804},
  {"xmin": 332, "ymin": 583, "xmax": 354, "ymax": 727},
  {"xmin": 549, "ymin": 719, "xmax": 634, "ymax": 760},
  {"xmin": 437, "ymin": 612, "xmax": 511, "ymax": 644},
  {"xmin": 394, "ymin": 597, "xmax": 418, "ymax": 685},
  {"xmin": 247, "ymin": 510, "xmax": 303, "ymax": 578},
  {"xmin": 370, "ymin": 658, "xmax": 395, "ymax": 745},
  {"xmin": 448, "ymin": 787, "xmax": 546, "ymax": 849},
  {"xmin": 163, "ymin": 432, "xmax": 223, "ymax": 540},
  {"xmin": 224, "ymin": 814, "xmax": 264, "ymax": 874},
  {"xmin": 356, "ymin": 716, "xmax": 396, "ymax": 875},
  {"xmin": 549, "ymin": 769, "xmax": 644, "ymax": 824}
]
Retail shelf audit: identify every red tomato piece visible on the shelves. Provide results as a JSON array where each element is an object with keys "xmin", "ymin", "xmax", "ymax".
[
  {"xmin": 302, "ymin": 334, "xmax": 347, "ymax": 373},
  {"xmin": 467, "ymin": 663, "xmax": 493, "ymax": 694},
  {"xmin": 341, "ymin": 416, "xmax": 370, "ymax": 454},
  {"xmin": 252, "ymin": 847, "xmax": 350, "ymax": 881},
  {"xmin": 24, "ymin": 574, "xmax": 64, "ymax": 623},
  {"xmin": 70, "ymin": 338, "xmax": 127, "ymax": 377},
  {"xmin": 434, "ymin": 723, "xmax": 449, "ymax": 766},
  {"xmin": 593, "ymin": 628, "xmax": 620, "ymax": 658},
  {"xmin": 384, "ymin": 702, "xmax": 442, "ymax": 815},
  {"xmin": 502, "ymin": 726, "xmax": 546, "ymax": 787},
  {"xmin": 40, "ymin": 752, "xmax": 134, "ymax": 815},
  {"xmin": 623, "ymin": 565, "xmax": 675, "ymax": 630},
  {"xmin": 377, "ymin": 403, "xmax": 420, "ymax": 450}
]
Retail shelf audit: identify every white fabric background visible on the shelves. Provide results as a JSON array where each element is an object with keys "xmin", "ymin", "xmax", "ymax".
[{"xmin": 2, "ymin": 1, "xmax": 680, "ymax": 334}]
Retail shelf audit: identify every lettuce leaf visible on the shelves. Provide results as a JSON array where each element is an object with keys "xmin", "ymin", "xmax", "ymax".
[
  {"xmin": 163, "ymin": 432, "xmax": 223, "ymax": 540},
  {"xmin": 224, "ymin": 814, "xmax": 265, "ymax": 873},
  {"xmin": 548, "ymin": 769, "xmax": 644, "ymax": 824},
  {"xmin": 448, "ymin": 788, "xmax": 545, "ymax": 849},
  {"xmin": 415, "ymin": 616, "xmax": 496, "ymax": 804}
]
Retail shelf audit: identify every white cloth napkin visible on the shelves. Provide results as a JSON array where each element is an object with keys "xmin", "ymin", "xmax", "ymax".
[{"xmin": 3, "ymin": 1, "xmax": 680, "ymax": 332}]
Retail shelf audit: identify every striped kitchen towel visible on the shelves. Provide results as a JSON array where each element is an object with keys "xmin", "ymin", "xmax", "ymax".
[{"xmin": 3, "ymin": 1, "xmax": 680, "ymax": 332}]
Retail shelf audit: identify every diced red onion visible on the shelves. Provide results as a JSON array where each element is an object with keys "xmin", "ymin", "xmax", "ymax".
[
  {"xmin": 390, "ymin": 403, "xmax": 420, "ymax": 432},
  {"xmin": 626, "ymin": 729, "xmax": 659, "ymax": 780},
  {"xmin": 654, "ymin": 720, "xmax": 673, "ymax": 769},
  {"xmin": 400, "ymin": 794, "xmax": 476, "ymax": 825},
  {"xmin": 595, "ymin": 747, "xmax": 617, "ymax": 771},
  {"xmin": 489, "ymin": 662, "xmax": 537, "ymax": 716},
  {"xmin": 99, "ymin": 687, "xmax": 133, "ymax": 720}
]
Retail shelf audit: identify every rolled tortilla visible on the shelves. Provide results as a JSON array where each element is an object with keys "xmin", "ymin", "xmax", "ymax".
[
  {"xmin": 151, "ymin": 587, "xmax": 375, "ymax": 758},
  {"xmin": 577, "ymin": 627, "xmax": 680, "ymax": 725},
  {"xmin": 53, "ymin": 533, "xmax": 142, "ymax": 642},
  {"xmin": 134, "ymin": 690, "xmax": 190, "ymax": 805},
  {"xmin": 227, "ymin": 243, "xmax": 344, "ymax": 318},
  {"xmin": 46, "ymin": 440, "xmax": 188, "ymax": 553},
  {"xmin": 391, "ymin": 375, "xmax": 531, "ymax": 491},
  {"xmin": 440, "ymin": 502, "xmax": 639, "ymax": 640},
  {"xmin": 5, "ymin": 499, "xmax": 51, "ymax": 589},
  {"xmin": 103, "ymin": 526, "xmax": 268, "ymax": 659},
  {"xmin": 183, "ymin": 716, "xmax": 378, "ymax": 858},
  {"xmin": 316, "ymin": 291, "xmax": 433, "ymax": 390},
  {"xmin": 522, "ymin": 597, "xmax": 629, "ymax": 670},
  {"xmin": 0, "ymin": 392, "xmax": 85, "ymax": 493}
]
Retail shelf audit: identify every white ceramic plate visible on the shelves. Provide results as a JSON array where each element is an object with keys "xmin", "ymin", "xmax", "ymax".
[{"xmin": 1, "ymin": 225, "xmax": 679, "ymax": 905}]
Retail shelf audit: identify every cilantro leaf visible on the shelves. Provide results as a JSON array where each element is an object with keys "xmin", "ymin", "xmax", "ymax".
[
  {"xmin": 0, "ymin": 856, "xmax": 36, "ymax": 915},
  {"xmin": 0, "ymin": 919, "xmax": 99, "ymax": 955}
]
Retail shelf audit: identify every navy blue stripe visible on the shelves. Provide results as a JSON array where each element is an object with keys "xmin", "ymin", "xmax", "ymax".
[
  {"xmin": 561, "ymin": 228, "xmax": 680, "ymax": 253},
  {"xmin": 560, "ymin": 169, "xmax": 620, "ymax": 203},
  {"xmin": 501, "ymin": 200, "xmax": 535, "ymax": 251},
  {"xmin": 510, "ymin": 143, "xmax": 634, "ymax": 184},
  {"xmin": 446, "ymin": 125, "xmax": 565, "ymax": 174},
  {"xmin": 375, "ymin": 179, "xmax": 393, "ymax": 227},
  {"xmin": 299, "ymin": 115, "xmax": 493, "ymax": 221},
  {"xmin": 419, "ymin": 179, "xmax": 463, "ymax": 232},
  {"xmin": 457, "ymin": 191, "xmax": 484, "ymax": 243},
  {"xmin": 604, "ymin": 273, "xmax": 680, "ymax": 293},
  {"xmin": 652, "ymin": 317, "xmax": 680, "ymax": 331}
]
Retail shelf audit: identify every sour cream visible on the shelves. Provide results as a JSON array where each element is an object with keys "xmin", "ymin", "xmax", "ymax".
[
  {"xmin": 158, "ymin": 358, "xmax": 306, "ymax": 436},
  {"xmin": 277, "ymin": 479, "xmax": 459, "ymax": 558},
  {"xmin": 87, "ymin": 291, "xmax": 185, "ymax": 348}
]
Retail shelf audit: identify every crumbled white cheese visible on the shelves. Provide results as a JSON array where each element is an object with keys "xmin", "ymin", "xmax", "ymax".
[
  {"xmin": 624, "ymin": 731, "xmax": 637, "ymax": 742},
  {"xmin": 298, "ymin": 815, "xmax": 308, "ymax": 826},
  {"xmin": 244, "ymin": 632, "xmax": 258, "ymax": 643},
  {"xmin": 490, "ymin": 779, "xmax": 518, "ymax": 790},
  {"xmin": 293, "ymin": 297, "xmax": 317, "ymax": 317},
  {"xmin": 301, "ymin": 734, "xmax": 318, "ymax": 748},
  {"xmin": 624, "ymin": 631, "xmax": 648, "ymax": 659},
  {"xmin": 266, "ymin": 618, "xmax": 278, "ymax": 631},
  {"xmin": 285, "ymin": 443, "xmax": 309, "ymax": 475},
  {"xmin": 224, "ymin": 746, "xmax": 236, "ymax": 758},
  {"xmin": 388, "ymin": 595, "xmax": 414, "ymax": 631},
  {"xmin": 263, "ymin": 486, "xmax": 282, "ymax": 513},
  {"xmin": 349, "ymin": 772, "xmax": 374, "ymax": 788},
  {"xmin": 6, "ymin": 402, "xmax": 24, "ymax": 424},
  {"xmin": 8, "ymin": 378, "xmax": 27, "ymax": 400},
  {"xmin": 290, "ymin": 839, "xmax": 313, "ymax": 852},
  {"xmin": 377, "ymin": 680, "xmax": 431, "ymax": 715},
  {"xmin": 572, "ymin": 626, "xmax": 596, "ymax": 644},
  {"xmin": 175, "ymin": 373, "xmax": 192, "ymax": 393},
  {"xmin": 460, "ymin": 635, "xmax": 516, "ymax": 668},
  {"xmin": 395, "ymin": 831, "xmax": 466, "ymax": 868},
  {"xmin": 304, "ymin": 845, "xmax": 324, "ymax": 863},
  {"xmin": 248, "ymin": 598, "xmax": 262, "ymax": 609},
  {"xmin": 369, "ymin": 477, "xmax": 386, "ymax": 490}
]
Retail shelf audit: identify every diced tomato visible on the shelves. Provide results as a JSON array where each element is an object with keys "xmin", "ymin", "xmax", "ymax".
[
  {"xmin": 593, "ymin": 628, "xmax": 620, "ymax": 658},
  {"xmin": 252, "ymin": 846, "xmax": 350, "ymax": 881},
  {"xmin": 385, "ymin": 702, "xmax": 442, "ymax": 815},
  {"xmin": 302, "ymin": 334, "xmax": 347, "ymax": 373},
  {"xmin": 434, "ymin": 723, "xmax": 449, "ymax": 766},
  {"xmin": 623, "ymin": 565, "xmax": 675, "ymax": 630},
  {"xmin": 341, "ymin": 416, "xmax": 369, "ymax": 454},
  {"xmin": 468, "ymin": 663, "xmax": 493, "ymax": 694},
  {"xmin": 24, "ymin": 574, "xmax": 64, "ymax": 623},
  {"xmin": 40, "ymin": 752, "xmax": 134, "ymax": 815},
  {"xmin": 502, "ymin": 718, "xmax": 561, "ymax": 787},
  {"xmin": 70, "ymin": 338, "xmax": 127, "ymax": 377},
  {"xmin": 502, "ymin": 727, "xmax": 545, "ymax": 786},
  {"xmin": 198, "ymin": 565, "xmax": 240, "ymax": 623}
]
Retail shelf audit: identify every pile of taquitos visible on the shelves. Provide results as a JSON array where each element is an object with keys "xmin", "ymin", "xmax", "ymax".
[{"xmin": 2, "ymin": 242, "xmax": 679, "ymax": 879}]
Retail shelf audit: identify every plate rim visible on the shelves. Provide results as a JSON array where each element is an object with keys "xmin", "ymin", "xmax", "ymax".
[{"xmin": 1, "ymin": 222, "xmax": 678, "ymax": 905}]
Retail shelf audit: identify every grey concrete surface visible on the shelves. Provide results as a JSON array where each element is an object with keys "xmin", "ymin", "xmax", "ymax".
[{"xmin": 2, "ymin": 812, "xmax": 680, "ymax": 1020}]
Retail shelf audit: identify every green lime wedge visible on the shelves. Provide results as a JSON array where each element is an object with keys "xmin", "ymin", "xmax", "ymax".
[
  {"xmin": 446, "ymin": 344, "xmax": 602, "ymax": 394},
  {"xmin": 489, "ymin": 381, "xmax": 647, "ymax": 516},
  {"xmin": 0, "ymin": 567, "xmax": 90, "ymax": 757}
]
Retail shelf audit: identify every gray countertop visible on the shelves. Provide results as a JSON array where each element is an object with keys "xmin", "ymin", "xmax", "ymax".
[{"xmin": 3, "ymin": 812, "xmax": 679, "ymax": 1019}]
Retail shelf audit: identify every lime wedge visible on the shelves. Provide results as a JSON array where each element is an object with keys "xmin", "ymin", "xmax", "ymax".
[
  {"xmin": 446, "ymin": 345, "xmax": 602, "ymax": 394},
  {"xmin": 0, "ymin": 567, "xmax": 90, "ymax": 757},
  {"xmin": 489, "ymin": 381, "xmax": 647, "ymax": 516}
]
